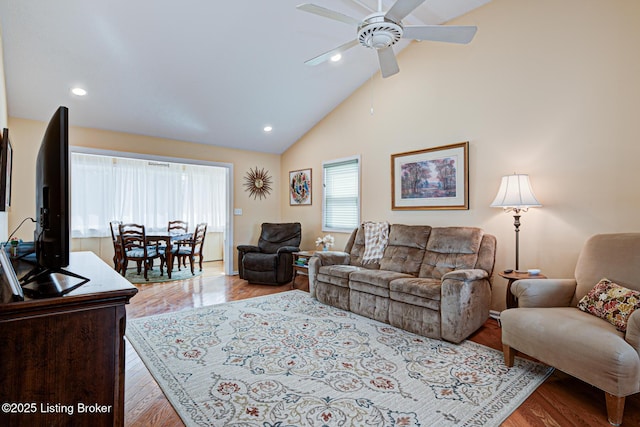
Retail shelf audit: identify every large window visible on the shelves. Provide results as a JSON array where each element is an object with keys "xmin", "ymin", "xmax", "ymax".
[
  {"xmin": 322, "ymin": 156, "xmax": 360, "ymax": 232},
  {"xmin": 71, "ymin": 153, "xmax": 227, "ymax": 238}
]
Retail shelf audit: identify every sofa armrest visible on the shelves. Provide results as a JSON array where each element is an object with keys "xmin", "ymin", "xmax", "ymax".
[
  {"xmin": 314, "ymin": 251, "xmax": 351, "ymax": 266},
  {"xmin": 625, "ymin": 310, "xmax": 640, "ymax": 355},
  {"xmin": 440, "ymin": 270, "xmax": 492, "ymax": 343},
  {"xmin": 277, "ymin": 246, "xmax": 300, "ymax": 254},
  {"xmin": 237, "ymin": 244, "xmax": 260, "ymax": 253},
  {"xmin": 307, "ymin": 252, "xmax": 351, "ymax": 299},
  {"xmin": 442, "ymin": 269, "xmax": 488, "ymax": 282},
  {"xmin": 511, "ymin": 278, "xmax": 577, "ymax": 308}
]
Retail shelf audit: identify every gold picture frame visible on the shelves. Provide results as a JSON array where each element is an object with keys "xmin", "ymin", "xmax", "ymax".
[{"xmin": 391, "ymin": 142, "xmax": 469, "ymax": 210}]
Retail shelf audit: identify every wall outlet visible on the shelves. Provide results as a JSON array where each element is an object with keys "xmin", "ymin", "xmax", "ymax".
[{"xmin": 234, "ymin": 208, "xmax": 242, "ymax": 216}]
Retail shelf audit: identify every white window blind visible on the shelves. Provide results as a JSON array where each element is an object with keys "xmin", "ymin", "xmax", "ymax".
[
  {"xmin": 323, "ymin": 156, "xmax": 360, "ymax": 232},
  {"xmin": 71, "ymin": 153, "xmax": 227, "ymax": 238}
]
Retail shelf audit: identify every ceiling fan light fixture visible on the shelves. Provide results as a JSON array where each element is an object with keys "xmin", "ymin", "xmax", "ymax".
[
  {"xmin": 263, "ymin": 125, "xmax": 273, "ymax": 133},
  {"xmin": 357, "ymin": 20, "xmax": 402, "ymax": 49}
]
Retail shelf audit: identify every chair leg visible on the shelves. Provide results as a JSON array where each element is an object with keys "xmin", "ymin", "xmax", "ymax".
[
  {"xmin": 189, "ymin": 254, "xmax": 195, "ymax": 275},
  {"xmin": 503, "ymin": 344, "xmax": 515, "ymax": 367},
  {"xmin": 605, "ymin": 393, "xmax": 625, "ymax": 426},
  {"xmin": 121, "ymin": 260, "xmax": 128, "ymax": 277}
]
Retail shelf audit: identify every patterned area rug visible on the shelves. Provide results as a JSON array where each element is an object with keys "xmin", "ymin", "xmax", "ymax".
[
  {"xmin": 124, "ymin": 266, "xmax": 202, "ymax": 284},
  {"xmin": 126, "ymin": 291, "xmax": 553, "ymax": 426}
]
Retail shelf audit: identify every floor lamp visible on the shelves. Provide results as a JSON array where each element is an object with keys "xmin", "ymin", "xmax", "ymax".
[{"xmin": 490, "ymin": 173, "xmax": 542, "ymax": 272}]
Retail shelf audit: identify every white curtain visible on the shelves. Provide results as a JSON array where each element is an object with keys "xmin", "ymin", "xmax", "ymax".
[{"xmin": 71, "ymin": 153, "xmax": 227, "ymax": 237}]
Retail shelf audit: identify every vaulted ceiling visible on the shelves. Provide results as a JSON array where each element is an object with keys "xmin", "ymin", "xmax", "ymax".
[{"xmin": 0, "ymin": 0, "xmax": 490, "ymax": 153}]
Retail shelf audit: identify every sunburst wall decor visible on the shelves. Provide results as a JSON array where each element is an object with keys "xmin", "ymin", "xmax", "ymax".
[{"xmin": 243, "ymin": 166, "xmax": 273, "ymax": 200}]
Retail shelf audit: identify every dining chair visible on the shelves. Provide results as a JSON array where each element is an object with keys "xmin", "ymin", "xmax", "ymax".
[
  {"xmin": 173, "ymin": 222, "xmax": 207, "ymax": 275},
  {"xmin": 109, "ymin": 220, "xmax": 124, "ymax": 274},
  {"xmin": 168, "ymin": 220, "xmax": 189, "ymax": 236},
  {"xmin": 119, "ymin": 223, "xmax": 165, "ymax": 281}
]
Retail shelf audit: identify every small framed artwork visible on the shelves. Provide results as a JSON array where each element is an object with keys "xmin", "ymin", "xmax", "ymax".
[
  {"xmin": 391, "ymin": 141, "xmax": 469, "ymax": 210},
  {"xmin": 289, "ymin": 168, "xmax": 312, "ymax": 206}
]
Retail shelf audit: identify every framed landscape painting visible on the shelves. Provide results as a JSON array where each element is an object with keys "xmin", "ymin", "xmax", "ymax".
[
  {"xmin": 289, "ymin": 168, "xmax": 312, "ymax": 206},
  {"xmin": 391, "ymin": 141, "xmax": 469, "ymax": 210}
]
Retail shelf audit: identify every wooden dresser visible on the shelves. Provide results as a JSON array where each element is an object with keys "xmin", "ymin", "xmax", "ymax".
[{"xmin": 0, "ymin": 251, "xmax": 138, "ymax": 426}]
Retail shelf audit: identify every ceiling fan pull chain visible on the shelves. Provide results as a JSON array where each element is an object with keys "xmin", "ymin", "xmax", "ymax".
[{"xmin": 370, "ymin": 74, "xmax": 375, "ymax": 116}]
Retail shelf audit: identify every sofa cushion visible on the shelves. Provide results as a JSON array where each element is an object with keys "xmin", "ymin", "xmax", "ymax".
[
  {"xmin": 578, "ymin": 278, "xmax": 640, "ymax": 332},
  {"xmin": 349, "ymin": 269, "xmax": 413, "ymax": 293},
  {"xmin": 257, "ymin": 222, "xmax": 301, "ymax": 254},
  {"xmin": 347, "ymin": 226, "xmax": 380, "ymax": 269},
  {"xmin": 390, "ymin": 277, "xmax": 442, "ymax": 310},
  {"xmin": 501, "ymin": 307, "xmax": 639, "ymax": 396},
  {"xmin": 419, "ymin": 227, "xmax": 484, "ymax": 279},
  {"xmin": 379, "ymin": 224, "xmax": 431, "ymax": 275},
  {"xmin": 573, "ymin": 233, "xmax": 640, "ymax": 305},
  {"xmin": 317, "ymin": 265, "xmax": 362, "ymax": 288},
  {"xmin": 242, "ymin": 252, "xmax": 277, "ymax": 271}
]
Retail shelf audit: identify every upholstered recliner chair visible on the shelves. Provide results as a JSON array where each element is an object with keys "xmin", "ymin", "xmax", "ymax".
[
  {"xmin": 501, "ymin": 233, "xmax": 640, "ymax": 426},
  {"xmin": 237, "ymin": 223, "xmax": 301, "ymax": 285}
]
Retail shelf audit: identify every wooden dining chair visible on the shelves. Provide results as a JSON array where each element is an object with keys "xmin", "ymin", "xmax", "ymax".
[
  {"xmin": 119, "ymin": 223, "xmax": 165, "ymax": 281},
  {"xmin": 168, "ymin": 220, "xmax": 188, "ymax": 236},
  {"xmin": 109, "ymin": 220, "xmax": 124, "ymax": 274},
  {"xmin": 174, "ymin": 223, "xmax": 207, "ymax": 275}
]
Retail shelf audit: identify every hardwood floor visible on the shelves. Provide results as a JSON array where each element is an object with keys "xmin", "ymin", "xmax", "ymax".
[{"xmin": 124, "ymin": 262, "xmax": 639, "ymax": 426}]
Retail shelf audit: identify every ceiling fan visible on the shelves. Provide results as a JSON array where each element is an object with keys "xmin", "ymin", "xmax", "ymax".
[{"xmin": 297, "ymin": 0, "xmax": 477, "ymax": 78}]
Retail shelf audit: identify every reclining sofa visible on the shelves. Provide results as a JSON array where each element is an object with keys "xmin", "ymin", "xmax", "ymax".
[{"xmin": 308, "ymin": 224, "xmax": 496, "ymax": 343}]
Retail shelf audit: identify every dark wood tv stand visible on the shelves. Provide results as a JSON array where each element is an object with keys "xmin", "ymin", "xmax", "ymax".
[{"xmin": 0, "ymin": 251, "xmax": 138, "ymax": 426}]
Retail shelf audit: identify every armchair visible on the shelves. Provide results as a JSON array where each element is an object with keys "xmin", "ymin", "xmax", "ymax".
[
  {"xmin": 237, "ymin": 222, "xmax": 301, "ymax": 285},
  {"xmin": 501, "ymin": 233, "xmax": 640, "ymax": 426}
]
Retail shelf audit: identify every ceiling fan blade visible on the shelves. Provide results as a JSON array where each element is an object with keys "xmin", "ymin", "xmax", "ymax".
[
  {"xmin": 296, "ymin": 3, "xmax": 361, "ymax": 26},
  {"xmin": 385, "ymin": 0, "xmax": 426, "ymax": 23},
  {"xmin": 403, "ymin": 25, "xmax": 478, "ymax": 44},
  {"xmin": 349, "ymin": 0, "xmax": 376, "ymax": 13},
  {"xmin": 377, "ymin": 46, "xmax": 399, "ymax": 78},
  {"xmin": 304, "ymin": 39, "xmax": 359, "ymax": 66}
]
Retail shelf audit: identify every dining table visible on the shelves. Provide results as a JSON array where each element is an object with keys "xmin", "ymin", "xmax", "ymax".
[{"xmin": 145, "ymin": 231, "xmax": 192, "ymax": 279}]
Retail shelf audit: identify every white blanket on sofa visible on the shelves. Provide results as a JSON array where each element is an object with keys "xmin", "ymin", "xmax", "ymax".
[{"xmin": 362, "ymin": 221, "xmax": 390, "ymax": 264}]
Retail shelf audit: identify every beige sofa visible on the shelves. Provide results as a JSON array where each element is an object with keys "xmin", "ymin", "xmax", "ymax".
[{"xmin": 308, "ymin": 224, "xmax": 496, "ymax": 343}]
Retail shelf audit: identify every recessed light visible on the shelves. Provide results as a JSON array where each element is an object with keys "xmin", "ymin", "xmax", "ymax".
[
  {"xmin": 330, "ymin": 53, "xmax": 342, "ymax": 62},
  {"xmin": 263, "ymin": 125, "xmax": 273, "ymax": 133},
  {"xmin": 71, "ymin": 87, "xmax": 87, "ymax": 96}
]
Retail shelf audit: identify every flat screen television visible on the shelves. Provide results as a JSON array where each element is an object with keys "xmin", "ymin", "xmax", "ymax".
[
  {"xmin": 20, "ymin": 106, "xmax": 89, "ymax": 298},
  {"xmin": 0, "ymin": 128, "xmax": 13, "ymax": 211}
]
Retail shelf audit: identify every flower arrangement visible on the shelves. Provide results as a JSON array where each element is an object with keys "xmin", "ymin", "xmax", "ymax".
[
  {"xmin": 9, "ymin": 237, "xmax": 20, "ymax": 257},
  {"xmin": 315, "ymin": 234, "xmax": 335, "ymax": 251}
]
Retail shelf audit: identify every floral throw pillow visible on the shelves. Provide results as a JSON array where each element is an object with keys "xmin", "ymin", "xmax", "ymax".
[{"xmin": 578, "ymin": 278, "xmax": 640, "ymax": 332}]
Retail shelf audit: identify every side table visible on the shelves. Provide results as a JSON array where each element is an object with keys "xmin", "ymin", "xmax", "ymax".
[
  {"xmin": 499, "ymin": 270, "xmax": 547, "ymax": 309},
  {"xmin": 292, "ymin": 251, "xmax": 315, "ymax": 289}
]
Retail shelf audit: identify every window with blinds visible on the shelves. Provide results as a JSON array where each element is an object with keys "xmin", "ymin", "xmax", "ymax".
[{"xmin": 322, "ymin": 156, "xmax": 360, "ymax": 232}]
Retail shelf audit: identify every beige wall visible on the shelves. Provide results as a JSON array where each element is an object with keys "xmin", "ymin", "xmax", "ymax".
[
  {"xmin": 7, "ymin": 117, "xmax": 281, "ymax": 270},
  {"xmin": 4, "ymin": 0, "xmax": 640, "ymax": 312},
  {"xmin": 282, "ymin": 0, "xmax": 640, "ymax": 311}
]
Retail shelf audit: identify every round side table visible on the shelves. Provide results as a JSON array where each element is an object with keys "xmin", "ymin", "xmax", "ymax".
[{"xmin": 499, "ymin": 270, "xmax": 547, "ymax": 309}]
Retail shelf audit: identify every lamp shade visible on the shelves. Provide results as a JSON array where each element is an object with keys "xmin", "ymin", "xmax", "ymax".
[{"xmin": 490, "ymin": 174, "xmax": 542, "ymax": 209}]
